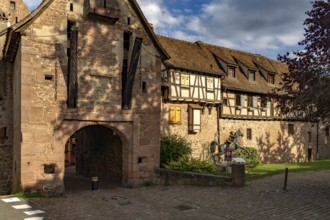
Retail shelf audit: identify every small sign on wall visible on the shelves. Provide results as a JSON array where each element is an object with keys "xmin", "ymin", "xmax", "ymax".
[{"xmin": 225, "ymin": 149, "xmax": 232, "ymax": 161}]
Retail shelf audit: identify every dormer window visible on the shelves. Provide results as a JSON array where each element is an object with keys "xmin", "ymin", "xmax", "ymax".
[
  {"xmin": 228, "ymin": 67, "xmax": 236, "ymax": 78},
  {"xmin": 248, "ymin": 70, "xmax": 256, "ymax": 81},
  {"xmin": 268, "ymin": 74, "xmax": 275, "ymax": 84},
  {"xmin": 10, "ymin": 1, "xmax": 15, "ymax": 10}
]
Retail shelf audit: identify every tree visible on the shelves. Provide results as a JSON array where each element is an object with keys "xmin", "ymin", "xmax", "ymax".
[{"xmin": 276, "ymin": 0, "xmax": 330, "ymax": 121}]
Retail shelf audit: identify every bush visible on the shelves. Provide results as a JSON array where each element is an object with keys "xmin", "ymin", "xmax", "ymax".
[
  {"xmin": 232, "ymin": 147, "xmax": 262, "ymax": 168},
  {"xmin": 160, "ymin": 134, "xmax": 192, "ymax": 168},
  {"xmin": 164, "ymin": 157, "xmax": 216, "ymax": 174}
]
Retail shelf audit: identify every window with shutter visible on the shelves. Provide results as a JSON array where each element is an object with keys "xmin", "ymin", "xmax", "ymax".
[{"xmin": 169, "ymin": 107, "xmax": 181, "ymax": 124}]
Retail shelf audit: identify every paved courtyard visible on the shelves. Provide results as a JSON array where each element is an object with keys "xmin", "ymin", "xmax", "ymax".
[{"xmin": 2, "ymin": 170, "xmax": 330, "ymax": 220}]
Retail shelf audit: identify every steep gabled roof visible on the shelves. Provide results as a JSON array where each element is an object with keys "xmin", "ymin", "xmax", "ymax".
[
  {"xmin": 158, "ymin": 35, "xmax": 224, "ymax": 76},
  {"xmin": 1, "ymin": 0, "xmax": 169, "ymax": 61},
  {"xmin": 187, "ymin": 41, "xmax": 287, "ymax": 94},
  {"xmin": 128, "ymin": 0, "xmax": 169, "ymax": 60}
]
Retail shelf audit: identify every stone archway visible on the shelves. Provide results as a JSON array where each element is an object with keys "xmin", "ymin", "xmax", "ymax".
[{"xmin": 65, "ymin": 125, "xmax": 123, "ymax": 185}]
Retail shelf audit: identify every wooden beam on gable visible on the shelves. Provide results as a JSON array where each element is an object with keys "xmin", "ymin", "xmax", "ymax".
[
  {"xmin": 122, "ymin": 37, "xmax": 143, "ymax": 109},
  {"xmin": 67, "ymin": 27, "xmax": 78, "ymax": 108}
]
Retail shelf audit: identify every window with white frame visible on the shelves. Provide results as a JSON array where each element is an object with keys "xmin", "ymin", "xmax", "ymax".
[
  {"xmin": 188, "ymin": 105, "xmax": 202, "ymax": 133},
  {"xmin": 206, "ymin": 77, "xmax": 214, "ymax": 91}
]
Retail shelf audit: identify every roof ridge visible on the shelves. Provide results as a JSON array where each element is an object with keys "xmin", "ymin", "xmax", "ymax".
[
  {"xmin": 197, "ymin": 40, "xmax": 282, "ymax": 63},
  {"xmin": 157, "ymin": 34, "xmax": 198, "ymax": 46}
]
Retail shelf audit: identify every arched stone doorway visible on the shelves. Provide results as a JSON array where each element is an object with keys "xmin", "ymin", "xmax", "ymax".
[{"xmin": 65, "ymin": 125, "xmax": 123, "ymax": 187}]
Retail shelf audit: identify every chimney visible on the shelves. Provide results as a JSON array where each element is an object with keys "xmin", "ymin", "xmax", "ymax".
[{"xmin": 149, "ymin": 23, "xmax": 154, "ymax": 30}]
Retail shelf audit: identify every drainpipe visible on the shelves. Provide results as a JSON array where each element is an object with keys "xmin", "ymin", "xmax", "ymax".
[{"xmin": 217, "ymin": 104, "xmax": 221, "ymax": 144}]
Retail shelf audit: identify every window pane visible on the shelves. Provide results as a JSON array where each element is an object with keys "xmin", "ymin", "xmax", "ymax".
[{"xmin": 235, "ymin": 94, "xmax": 241, "ymax": 106}]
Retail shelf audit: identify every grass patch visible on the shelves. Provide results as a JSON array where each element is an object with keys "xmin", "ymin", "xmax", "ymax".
[
  {"xmin": 246, "ymin": 160, "xmax": 330, "ymax": 181},
  {"xmin": 15, "ymin": 192, "xmax": 44, "ymax": 199}
]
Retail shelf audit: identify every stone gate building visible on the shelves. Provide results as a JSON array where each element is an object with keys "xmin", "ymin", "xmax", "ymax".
[{"xmin": 0, "ymin": 0, "xmax": 168, "ymax": 194}]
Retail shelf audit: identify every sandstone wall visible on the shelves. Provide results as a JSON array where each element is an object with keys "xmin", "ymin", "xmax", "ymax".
[
  {"xmin": 0, "ymin": 0, "xmax": 30, "ymax": 27},
  {"xmin": 161, "ymin": 103, "xmax": 218, "ymax": 159},
  {"xmin": 319, "ymin": 123, "xmax": 330, "ymax": 159},
  {"xmin": 219, "ymin": 119, "xmax": 318, "ymax": 163}
]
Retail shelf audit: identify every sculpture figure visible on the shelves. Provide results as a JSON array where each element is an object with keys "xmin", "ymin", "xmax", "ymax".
[{"xmin": 210, "ymin": 130, "xmax": 249, "ymax": 164}]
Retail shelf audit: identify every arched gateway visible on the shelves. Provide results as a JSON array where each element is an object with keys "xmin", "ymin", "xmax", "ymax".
[{"xmin": 65, "ymin": 125, "xmax": 123, "ymax": 184}]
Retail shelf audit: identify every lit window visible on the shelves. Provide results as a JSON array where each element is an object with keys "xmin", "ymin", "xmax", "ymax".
[
  {"xmin": 268, "ymin": 74, "xmax": 275, "ymax": 84},
  {"xmin": 248, "ymin": 71, "xmax": 256, "ymax": 81},
  {"xmin": 246, "ymin": 128, "xmax": 252, "ymax": 140},
  {"xmin": 206, "ymin": 77, "xmax": 214, "ymax": 91},
  {"xmin": 288, "ymin": 124, "xmax": 294, "ymax": 135},
  {"xmin": 181, "ymin": 74, "xmax": 189, "ymax": 88},
  {"xmin": 169, "ymin": 107, "xmax": 181, "ymax": 124},
  {"xmin": 188, "ymin": 105, "xmax": 202, "ymax": 133},
  {"xmin": 228, "ymin": 67, "xmax": 236, "ymax": 78}
]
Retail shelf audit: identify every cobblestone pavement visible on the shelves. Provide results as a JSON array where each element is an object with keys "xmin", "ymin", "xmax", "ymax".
[{"xmin": 27, "ymin": 170, "xmax": 330, "ymax": 220}]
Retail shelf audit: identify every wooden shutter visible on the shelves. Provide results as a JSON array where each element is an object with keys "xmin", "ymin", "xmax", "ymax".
[{"xmin": 169, "ymin": 107, "xmax": 181, "ymax": 124}]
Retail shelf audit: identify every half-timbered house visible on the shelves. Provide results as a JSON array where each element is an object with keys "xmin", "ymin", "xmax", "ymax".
[
  {"xmin": 159, "ymin": 37, "xmax": 325, "ymax": 163},
  {"xmin": 158, "ymin": 36, "xmax": 224, "ymax": 157}
]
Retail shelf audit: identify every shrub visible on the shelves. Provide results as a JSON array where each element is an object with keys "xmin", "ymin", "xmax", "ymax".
[
  {"xmin": 160, "ymin": 134, "xmax": 192, "ymax": 168},
  {"xmin": 232, "ymin": 147, "xmax": 262, "ymax": 168},
  {"xmin": 164, "ymin": 157, "xmax": 216, "ymax": 174}
]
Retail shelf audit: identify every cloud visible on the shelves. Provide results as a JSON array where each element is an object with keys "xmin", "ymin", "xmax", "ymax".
[
  {"xmin": 23, "ymin": 0, "xmax": 42, "ymax": 11},
  {"xmin": 137, "ymin": 0, "xmax": 312, "ymax": 59},
  {"xmin": 136, "ymin": 0, "xmax": 184, "ymax": 29}
]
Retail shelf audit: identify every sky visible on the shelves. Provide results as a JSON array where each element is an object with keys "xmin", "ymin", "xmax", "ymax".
[{"xmin": 24, "ymin": 0, "xmax": 313, "ymax": 60}]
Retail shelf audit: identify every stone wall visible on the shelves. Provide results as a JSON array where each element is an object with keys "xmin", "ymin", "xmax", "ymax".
[
  {"xmin": 0, "ymin": 145, "xmax": 12, "ymax": 194},
  {"xmin": 219, "ymin": 119, "xmax": 318, "ymax": 163},
  {"xmin": 161, "ymin": 103, "xmax": 219, "ymax": 159},
  {"xmin": 319, "ymin": 123, "xmax": 330, "ymax": 159},
  {"xmin": 0, "ymin": 0, "xmax": 30, "ymax": 27}
]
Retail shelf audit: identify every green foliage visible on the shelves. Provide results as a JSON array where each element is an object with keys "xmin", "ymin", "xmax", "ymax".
[
  {"xmin": 160, "ymin": 134, "xmax": 192, "ymax": 168},
  {"xmin": 233, "ymin": 147, "xmax": 261, "ymax": 168},
  {"xmin": 164, "ymin": 157, "xmax": 216, "ymax": 174},
  {"xmin": 199, "ymin": 142, "xmax": 213, "ymax": 162}
]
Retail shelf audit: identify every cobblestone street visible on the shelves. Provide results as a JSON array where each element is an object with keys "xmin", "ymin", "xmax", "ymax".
[{"xmin": 21, "ymin": 170, "xmax": 330, "ymax": 220}]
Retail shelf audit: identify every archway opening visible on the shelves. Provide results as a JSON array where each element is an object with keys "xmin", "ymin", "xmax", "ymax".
[{"xmin": 64, "ymin": 125, "xmax": 123, "ymax": 190}]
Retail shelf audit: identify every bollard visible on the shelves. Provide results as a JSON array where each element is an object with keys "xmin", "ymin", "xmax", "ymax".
[
  {"xmin": 92, "ymin": 177, "xmax": 99, "ymax": 190},
  {"xmin": 283, "ymin": 168, "xmax": 288, "ymax": 191}
]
